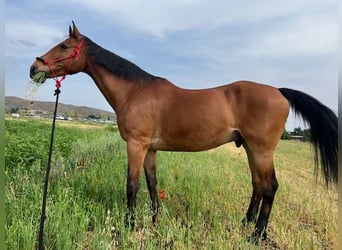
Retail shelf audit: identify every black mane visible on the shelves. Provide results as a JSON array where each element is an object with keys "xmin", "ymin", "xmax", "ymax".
[{"xmin": 84, "ymin": 37, "xmax": 156, "ymax": 81}]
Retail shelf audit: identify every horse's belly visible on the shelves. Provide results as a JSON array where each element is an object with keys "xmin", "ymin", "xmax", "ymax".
[{"xmin": 150, "ymin": 129, "xmax": 235, "ymax": 152}]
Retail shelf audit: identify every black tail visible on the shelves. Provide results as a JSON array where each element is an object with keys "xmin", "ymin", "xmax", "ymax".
[{"xmin": 279, "ymin": 88, "xmax": 337, "ymax": 185}]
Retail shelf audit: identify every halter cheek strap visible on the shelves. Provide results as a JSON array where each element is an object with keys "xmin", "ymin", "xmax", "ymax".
[{"xmin": 37, "ymin": 39, "xmax": 85, "ymax": 89}]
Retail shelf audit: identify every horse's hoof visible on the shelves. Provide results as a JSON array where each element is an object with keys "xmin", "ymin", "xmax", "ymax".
[
  {"xmin": 247, "ymin": 230, "xmax": 267, "ymax": 244},
  {"xmin": 124, "ymin": 214, "xmax": 135, "ymax": 230},
  {"xmin": 241, "ymin": 217, "xmax": 256, "ymax": 226},
  {"xmin": 241, "ymin": 217, "xmax": 249, "ymax": 227},
  {"xmin": 152, "ymin": 215, "xmax": 158, "ymax": 227}
]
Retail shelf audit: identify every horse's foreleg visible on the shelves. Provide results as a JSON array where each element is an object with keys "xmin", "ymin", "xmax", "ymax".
[
  {"xmin": 144, "ymin": 150, "xmax": 159, "ymax": 224},
  {"xmin": 125, "ymin": 141, "xmax": 147, "ymax": 228}
]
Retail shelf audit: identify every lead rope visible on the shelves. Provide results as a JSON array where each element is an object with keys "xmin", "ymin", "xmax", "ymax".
[
  {"xmin": 36, "ymin": 39, "xmax": 84, "ymax": 249},
  {"xmin": 38, "ymin": 87, "xmax": 61, "ymax": 250}
]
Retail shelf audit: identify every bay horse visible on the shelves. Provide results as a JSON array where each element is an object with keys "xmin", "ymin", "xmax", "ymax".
[{"xmin": 30, "ymin": 22, "xmax": 337, "ymax": 242}]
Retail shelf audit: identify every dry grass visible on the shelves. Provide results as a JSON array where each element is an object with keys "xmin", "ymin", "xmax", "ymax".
[{"xmin": 211, "ymin": 141, "xmax": 337, "ymax": 249}]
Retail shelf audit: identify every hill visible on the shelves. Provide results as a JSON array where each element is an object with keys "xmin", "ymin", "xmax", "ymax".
[{"xmin": 5, "ymin": 96, "xmax": 116, "ymax": 121}]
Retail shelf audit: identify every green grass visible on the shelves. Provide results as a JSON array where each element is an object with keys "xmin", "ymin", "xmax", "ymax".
[
  {"xmin": 26, "ymin": 71, "xmax": 46, "ymax": 101},
  {"xmin": 5, "ymin": 119, "xmax": 337, "ymax": 249}
]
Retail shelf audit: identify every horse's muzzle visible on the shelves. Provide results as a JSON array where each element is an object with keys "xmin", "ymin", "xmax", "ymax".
[
  {"xmin": 30, "ymin": 57, "xmax": 48, "ymax": 79},
  {"xmin": 30, "ymin": 65, "xmax": 36, "ymax": 78}
]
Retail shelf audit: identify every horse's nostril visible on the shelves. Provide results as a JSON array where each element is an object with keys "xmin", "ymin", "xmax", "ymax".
[{"xmin": 30, "ymin": 66, "xmax": 36, "ymax": 78}]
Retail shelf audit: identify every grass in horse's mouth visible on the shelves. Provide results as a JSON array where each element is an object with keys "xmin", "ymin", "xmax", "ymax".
[
  {"xmin": 31, "ymin": 71, "xmax": 47, "ymax": 84},
  {"xmin": 26, "ymin": 71, "xmax": 46, "ymax": 102}
]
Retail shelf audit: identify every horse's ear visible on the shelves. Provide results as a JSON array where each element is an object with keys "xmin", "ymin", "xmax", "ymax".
[
  {"xmin": 69, "ymin": 25, "xmax": 73, "ymax": 37},
  {"xmin": 69, "ymin": 21, "xmax": 81, "ymax": 38}
]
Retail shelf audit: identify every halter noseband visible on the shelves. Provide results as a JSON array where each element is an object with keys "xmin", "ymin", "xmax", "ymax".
[{"xmin": 36, "ymin": 39, "xmax": 84, "ymax": 89}]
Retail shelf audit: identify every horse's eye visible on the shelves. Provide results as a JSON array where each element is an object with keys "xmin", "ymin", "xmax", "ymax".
[{"xmin": 60, "ymin": 44, "xmax": 68, "ymax": 50}]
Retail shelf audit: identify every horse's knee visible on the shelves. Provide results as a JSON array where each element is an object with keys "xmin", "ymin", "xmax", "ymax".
[{"xmin": 127, "ymin": 180, "xmax": 139, "ymax": 200}]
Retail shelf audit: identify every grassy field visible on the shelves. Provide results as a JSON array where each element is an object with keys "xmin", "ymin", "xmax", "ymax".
[{"xmin": 5, "ymin": 119, "xmax": 337, "ymax": 249}]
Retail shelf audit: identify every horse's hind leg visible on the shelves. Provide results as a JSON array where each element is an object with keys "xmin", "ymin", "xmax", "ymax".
[
  {"xmin": 242, "ymin": 188, "xmax": 262, "ymax": 225},
  {"xmin": 244, "ymin": 146, "xmax": 278, "ymax": 242},
  {"xmin": 144, "ymin": 150, "xmax": 159, "ymax": 224},
  {"xmin": 251, "ymin": 169, "xmax": 278, "ymax": 242}
]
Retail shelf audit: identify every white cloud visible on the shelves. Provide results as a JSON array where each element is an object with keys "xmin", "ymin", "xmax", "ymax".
[
  {"xmin": 5, "ymin": 20, "xmax": 65, "ymax": 57},
  {"xmin": 67, "ymin": 0, "xmax": 336, "ymax": 38},
  {"xmin": 65, "ymin": 0, "xmax": 337, "ymax": 63},
  {"xmin": 243, "ymin": 15, "xmax": 337, "ymax": 58}
]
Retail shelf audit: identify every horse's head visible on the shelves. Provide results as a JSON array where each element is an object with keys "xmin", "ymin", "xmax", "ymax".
[{"xmin": 30, "ymin": 21, "xmax": 87, "ymax": 83}]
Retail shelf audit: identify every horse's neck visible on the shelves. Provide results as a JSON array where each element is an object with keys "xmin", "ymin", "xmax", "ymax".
[{"xmin": 84, "ymin": 60, "xmax": 138, "ymax": 113}]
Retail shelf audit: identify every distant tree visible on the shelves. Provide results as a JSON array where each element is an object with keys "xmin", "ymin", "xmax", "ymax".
[
  {"xmin": 289, "ymin": 127, "xmax": 311, "ymax": 141},
  {"xmin": 10, "ymin": 107, "xmax": 19, "ymax": 114},
  {"xmin": 88, "ymin": 114, "xmax": 98, "ymax": 120},
  {"xmin": 281, "ymin": 129, "xmax": 291, "ymax": 140},
  {"xmin": 292, "ymin": 127, "xmax": 303, "ymax": 136}
]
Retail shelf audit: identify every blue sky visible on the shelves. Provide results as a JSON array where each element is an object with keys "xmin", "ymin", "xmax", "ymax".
[{"xmin": 5, "ymin": 0, "xmax": 338, "ymax": 130}]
